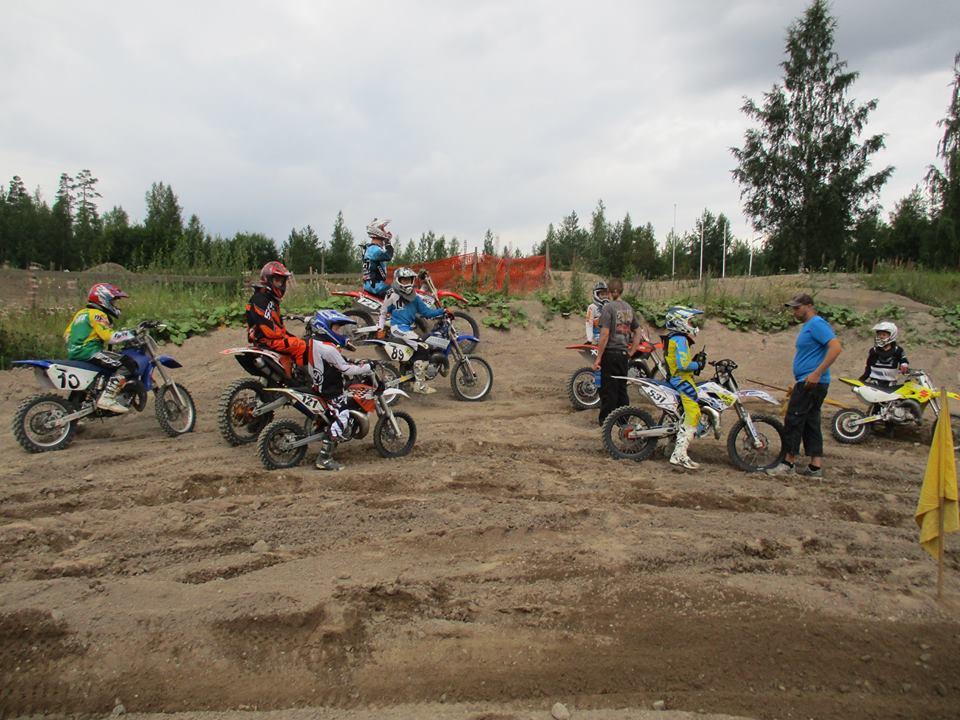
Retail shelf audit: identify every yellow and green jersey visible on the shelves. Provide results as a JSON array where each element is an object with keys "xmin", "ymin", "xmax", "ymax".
[
  {"xmin": 64, "ymin": 307, "xmax": 115, "ymax": 360},
  {"xmin": 666, "ymin": 334, "xmax": 700, "ymax": 384}
]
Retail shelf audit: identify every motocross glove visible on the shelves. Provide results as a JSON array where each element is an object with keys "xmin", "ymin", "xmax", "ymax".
[{"xmin": 693, "ymin": 350, "xmax": 707, "ymax": 374}]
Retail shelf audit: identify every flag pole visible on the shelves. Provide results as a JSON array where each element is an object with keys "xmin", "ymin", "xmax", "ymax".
[{"xmin": 938, "ymin": 492, "xmax": 945, "ymax": 600}]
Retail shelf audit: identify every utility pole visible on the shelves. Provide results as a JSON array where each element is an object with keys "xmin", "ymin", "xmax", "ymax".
[
  {"xmin": 721, "ymin": 216, "xmax": 726, "ymax": 279},
  {"xmin": 698, "ymin": 218, "xmax": 704, "ymax": 281},
  {"xmin": 671, "ymin": 203, "xmax": 677, "ymax": 278},
  {"xmin": 748, "ymin": 239, "xmax": 754, "ymax": 276}
]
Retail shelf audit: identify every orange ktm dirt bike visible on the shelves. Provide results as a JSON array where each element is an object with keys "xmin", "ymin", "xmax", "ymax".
[
  {"xmin": 255, "ymin": 366, "xmax": 415, "ymax": 470},
  {"xmin": 331, "ymin": 270, "xmax": 480, "ymax": 353},
  {"xmin": 830, "ymin": 371, "xmax": 960, "ymax": 450},
  {"xmin": 217, "ymin": 315, "xmax": 314, "ymax": 445},
  {"xmin": 565, "ymin": 339, "xmax": 666, "ymax": 411}
]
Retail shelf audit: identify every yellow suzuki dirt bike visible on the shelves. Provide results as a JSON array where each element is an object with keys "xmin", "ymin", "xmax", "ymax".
[{"xmin": 830, "ymin": 371, "xmax": 960, "ymax": 450}]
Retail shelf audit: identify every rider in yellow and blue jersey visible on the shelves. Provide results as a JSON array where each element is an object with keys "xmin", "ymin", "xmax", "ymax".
[{"xmin": 663, "ymin": 305, "xmax": 707, "ymax": 470}]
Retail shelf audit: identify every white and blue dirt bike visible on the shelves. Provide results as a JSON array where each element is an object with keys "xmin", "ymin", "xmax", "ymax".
[
  {"xmin": 11, "ymin": 321, "xmax": 196, "ymax": 453},
  {"xmin": 359, "ymin": 315, "xmax": 494, "ymax": 402},
  {"xmin": 256, "ymin": 363, "xmax": 416, "ymax": 469},
  {"xmin": 601, "ymin": 358, "xmax": 786, "ymax": 472}
]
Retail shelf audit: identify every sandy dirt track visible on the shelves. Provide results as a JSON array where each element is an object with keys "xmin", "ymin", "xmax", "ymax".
[{"xmin": 1, "ymin": 293, "xmax": 959, "ymax": 720}]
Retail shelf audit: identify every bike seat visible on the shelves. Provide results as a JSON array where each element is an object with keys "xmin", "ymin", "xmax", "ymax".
[{"xmin": 53, "ymin": 359, "xmax": 106, "ymax": 373}]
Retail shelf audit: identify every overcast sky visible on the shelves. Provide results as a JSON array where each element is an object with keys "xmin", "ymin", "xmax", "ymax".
[{"xmin": 3, "ymin": 1, "xmax": 959, "ymax": 255}]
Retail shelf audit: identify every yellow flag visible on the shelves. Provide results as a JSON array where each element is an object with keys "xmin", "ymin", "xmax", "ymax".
[{"xmin": 915, "ymin": 391, "xmax": 959, "ymax": 559}]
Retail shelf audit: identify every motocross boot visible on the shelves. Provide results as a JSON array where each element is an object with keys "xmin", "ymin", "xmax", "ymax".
[
  {"xmin": 669, "ymin": 424, "xmax": 700, "ymax": 470},
  {"xmin": 412, "ymin": 360, "xmax": 436, "ymax": 395},
  {"xmin": 96, "ymin": 376, "xmax": 129, "ymax": 414},
  {"xmin": 315, "ymin": 439, "xmax": 344, "ymax": 471}
]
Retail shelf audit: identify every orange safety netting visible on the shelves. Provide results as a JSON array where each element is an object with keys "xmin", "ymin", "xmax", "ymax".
[{"xmin": 389, "ymin": 253, "xmax": 549, "ymax": 294}]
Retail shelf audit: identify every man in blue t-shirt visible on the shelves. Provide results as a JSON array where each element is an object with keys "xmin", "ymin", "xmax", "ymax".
[{"xmin": 767, "ymin": 293, "xmax": 842, "ymax": 479}]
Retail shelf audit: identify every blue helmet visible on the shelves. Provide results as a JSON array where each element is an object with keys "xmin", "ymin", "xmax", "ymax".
[{"xmin": 309, "ymin": 309, "xmax": 356, "ymax": 347}]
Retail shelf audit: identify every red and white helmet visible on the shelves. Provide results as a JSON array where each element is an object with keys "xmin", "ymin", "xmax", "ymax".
[
  {"xmin": 87, "ymin": 282, "xmax": 128, "ymax": 318},
  {"xmin": 257, "ymin": 261, "xmax": 293, "ymax": 298},
  {"xmin": 366, "ymin": 218, "xmax": 392, "ymax": 241}
]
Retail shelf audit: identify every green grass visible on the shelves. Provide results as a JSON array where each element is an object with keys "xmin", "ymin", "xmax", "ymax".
[
  {"xmin": 0, "ymin": 280, "xmax": 349, "ymax": 368},
  {"xmin": 860, "ymin": 266, "xmax": 960, "ymax": 307}
]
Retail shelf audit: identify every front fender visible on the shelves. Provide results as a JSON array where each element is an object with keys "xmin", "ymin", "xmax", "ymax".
[
  {"xmin": 736, "ymin": 389, "xmax": 780, "ymax": 405},
  {"xmin": 157, "ymin": 355, "xmax": 182, "ymax": 369},
  {"xmin": 456, "ymin": 334, "xmax": 479, "ymax": 346},
  {"xmin": 382, "ymin": 388, "xmax": 410, "ymax": 402},
  {"xmin": 437, "ymin": 290, "xmax": 466, "ymax": 303}
]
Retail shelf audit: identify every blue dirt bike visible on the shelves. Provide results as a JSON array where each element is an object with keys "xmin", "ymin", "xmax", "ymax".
[
  {"xmin": 358, "ymin": 315, "xmax": 493, "ymax": 402},
  {"xmin": 11, "ymin": 320, "xmax": 196, "ymax": 453}
]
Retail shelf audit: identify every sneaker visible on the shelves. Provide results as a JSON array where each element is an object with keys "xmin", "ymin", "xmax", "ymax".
[
  {"xmin": 315, "ymin": 456, "xmax": 345, "ymax": 471},
  {"xmin": 796, "ymin": 465, "xmax": 823, "ymax": 479},
  {"xmin": 764, "ymin": 462, "xmax": 795, "ymax": 476}
]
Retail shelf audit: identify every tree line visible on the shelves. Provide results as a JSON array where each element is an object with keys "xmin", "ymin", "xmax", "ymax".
[{"xmin": 0, "ymin": 174, "xmax": 524, "ymax": 276}]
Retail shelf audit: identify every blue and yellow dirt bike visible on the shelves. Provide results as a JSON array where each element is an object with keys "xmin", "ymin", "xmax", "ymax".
[{"xmin": 11, "ymin": 320, "xmax": 196, "ymax": 453}]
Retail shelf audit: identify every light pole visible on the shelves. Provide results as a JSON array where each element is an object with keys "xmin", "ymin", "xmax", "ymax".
[
  {"xmin": 721, "ymin": 216, "xmax": 726, "ymax": 279},
  {"xmin": 698, "ymin": 218, "xmax": 704, "ymax": 281},
  {"xmin": 671, "ymin": 203, "xmax": 677, "ymax": 278}
]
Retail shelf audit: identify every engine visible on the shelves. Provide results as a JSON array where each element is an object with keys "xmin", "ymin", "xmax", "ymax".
[{"xmin": 883, "ymin": 399, "xmax": 923, "ymax": 425}]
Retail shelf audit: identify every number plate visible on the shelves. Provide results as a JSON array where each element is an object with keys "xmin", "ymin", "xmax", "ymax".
[
  {"xmin": 47, "ymin": 364, "xmax": 99, "ymax": 391},
  {"xmin": 387, "ymin": 343, "xmax": 414, "ymax": 362},
  {"xmin": 291, "ymin": 390, "xmax": 324, "ymax": 414},
  {"xmin": 358, "ymin": 296, "xmax": 381, "ymax": 310}
]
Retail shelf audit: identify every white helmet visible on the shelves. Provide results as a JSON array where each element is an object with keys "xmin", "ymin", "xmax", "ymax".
[
  {"xmin": 872, "ymin": 321, "xmax": 898, "ymax": 347},
  {"xmin": 366, "ymin": 218, "xmax": 392, "ymax": 241},
  {"xmin": 665, "ymin": 305, "xmax": 704, "ymax": 337},
  {"xmin": 392, "ymin": 267, "xmax": 417, "ymax": 300}
]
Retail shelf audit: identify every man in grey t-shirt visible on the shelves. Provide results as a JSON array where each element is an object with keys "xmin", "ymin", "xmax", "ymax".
[{"xmin": 592, "ymin": 278, "xmax": 644, "ymax": 425}]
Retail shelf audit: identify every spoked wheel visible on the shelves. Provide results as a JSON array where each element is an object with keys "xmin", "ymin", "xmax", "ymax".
[
  {"xmin": 831, "ymin": 408, "xmax": 869, "ymax": 444},
  {"xmin": 218, "ymin": 378, "xmax": 275, "ymax": 445},
  {"xmin": 447, "ymin": 311, "xmax": 480, "ymax": 354},
  {"xmin": 344, "ymin": 309, "xmax": 375, "ymax": 344},
  {"xmin": 927, "ymin": 413, "xmax": 960, "ymax": 453},
  {"xmin": 374, "ymin": 363, "xmax": 403, "ymax": 405},
  {"xmin": 601, "ymin": 406, "xmax": 659, "ymax": 462},
  {"xmin": 373, "ymin": 410, "xmax": 417, "ymax": 458},
  {"xmin": 726, "ymin": 413, "xmax": 786, "ymax": 472},
  {"xmin": 257, "ymin": 418, "xmax": 308, "ymax": 470},
  {"xmin": 155, "ymin": 384, "xmax": 197, "ymax": 437},
  {"xmin": 451, "ymin": 356, "xmax": 493, "ymax": 401},
  {"xmin": 12, "ymin": 394, "xmax": 77, "ymax": 453},
  {"xmin": 567, "ymin": 367, "xmax": 599, "ymax": 411}
]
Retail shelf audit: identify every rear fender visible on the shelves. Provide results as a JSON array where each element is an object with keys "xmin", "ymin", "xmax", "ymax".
[{"xmin": 837, "ymin": 377, "xmax": 864, "ymax": 388}]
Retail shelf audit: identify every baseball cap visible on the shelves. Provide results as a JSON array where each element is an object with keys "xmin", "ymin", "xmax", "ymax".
[{"xmin": 784, "ymin": 293, "xmax": 815, "ymax": 308}]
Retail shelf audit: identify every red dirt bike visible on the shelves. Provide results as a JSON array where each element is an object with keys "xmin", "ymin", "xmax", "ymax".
[
  {"xmin": 332, "ymin": 273, "xmax": 480, "ymax": 353},
  {"xmin": 565, "ymin": 339, "xmax": 666, "ymax": 411}
]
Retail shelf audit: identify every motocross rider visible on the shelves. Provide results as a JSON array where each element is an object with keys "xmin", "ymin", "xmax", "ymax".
[
  {"xmin": 362, "ymin": 218, "xmax": 396, "ymax": 297},
  {"xmin": 306, "ymin": 309, "xmax": 374, "ymax": 471},
  {"xmin": 246, "ymin": 261, "xmax": 307, "ymax": 373},
  {"xmin": 663, "ymin": 305, "xmax": 708, "ymax": 470},
  {"xmin": 859, "ymin": 321, "xmax": 909, "ymax": 388},
  {"xmin": 585, "ymin": 281, "xmax": 610, "ymax": 343},
  {"xmin": 377, "ymin": 266, "xmax": 451, "ymax": 394},
  {"xmin": 64, "ymin": 283, "xmax": 138, "ymax": 414}
]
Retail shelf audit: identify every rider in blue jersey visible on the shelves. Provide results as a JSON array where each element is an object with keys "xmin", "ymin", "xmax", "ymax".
[
  {"xmin": 377, "ymin": 267, "xmax": 450, "ymax": 394},
  {"xmin": 362, "ymin": 218, "xmax": 395, "ymax": 297}
]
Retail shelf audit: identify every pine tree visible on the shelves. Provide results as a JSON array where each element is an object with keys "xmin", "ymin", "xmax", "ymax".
[
  {"xmin": 326, "ymin": 211, "xmax": 358, "ymax": 272},
  {"xmin": 282, "ymin": 225, "xmax": 322, "ymax": 273},
  {"xmin": 926, "ymin": 52, "xmax": 960, "ymax": 268},
  {"xmin": 732, "ymin": 0, "xmax": 892, "ymax": 271},
  {"xmin": 48, "ymin": 173, "xmax": 74, "ymax": 270},
  {"xmin": 72, "ymin": 169, "xmax": 102, "ymax": 267},
  {"xmin": 144, "ymin": 182, "xmax": 183, "ymax": 266},
  {"xmin": 482, "ymin": 229, "xmax": 496, "ymax": 256}
]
